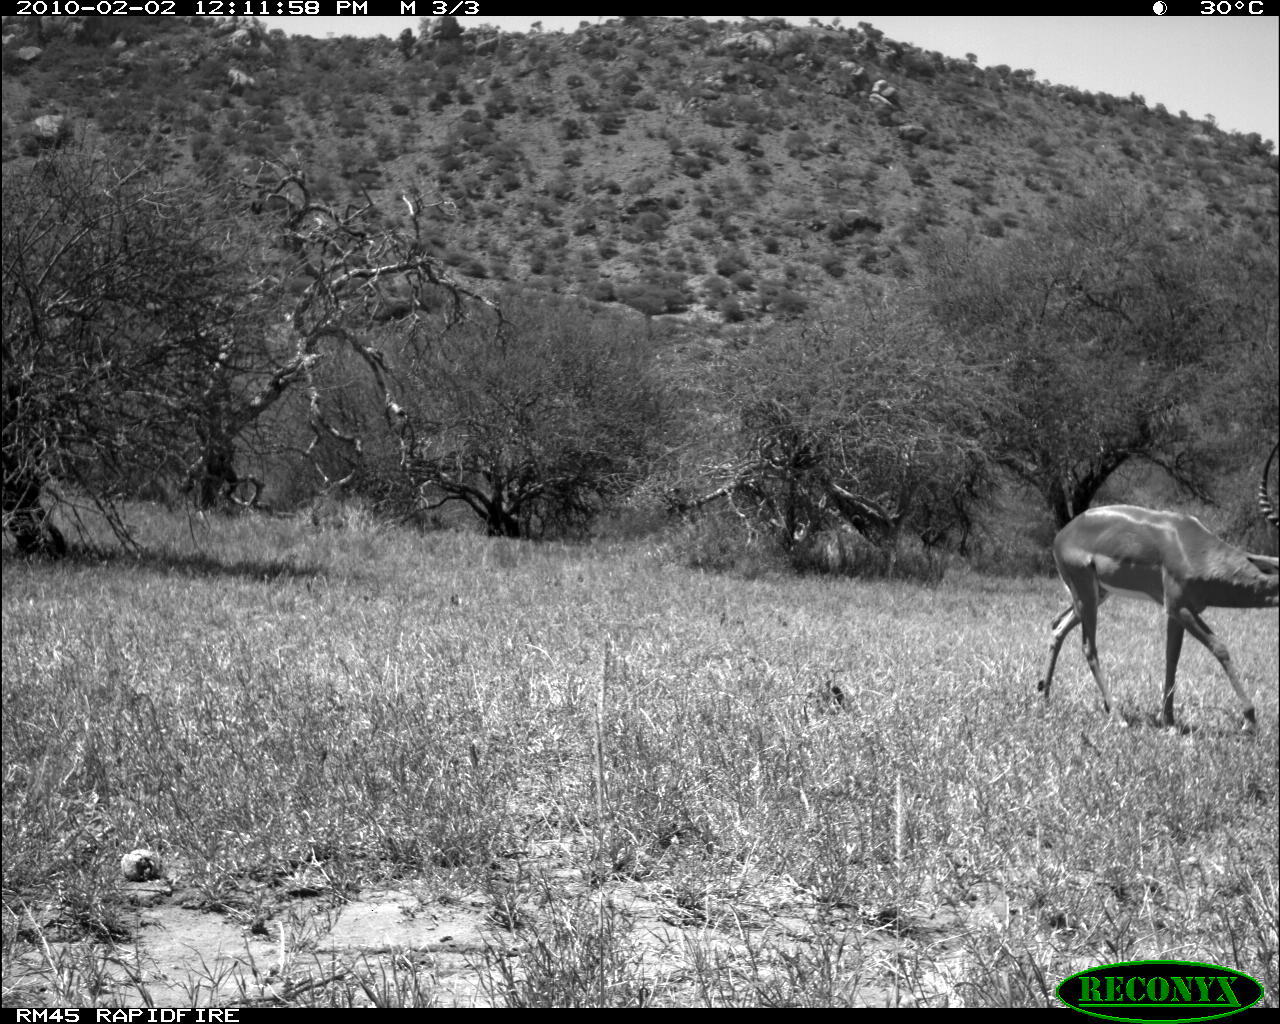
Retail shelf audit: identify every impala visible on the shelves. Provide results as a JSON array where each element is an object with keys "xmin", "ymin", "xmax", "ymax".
[{"xmin": 1038, "ymin": 446, "xmax": 1279, "ymax": 731}]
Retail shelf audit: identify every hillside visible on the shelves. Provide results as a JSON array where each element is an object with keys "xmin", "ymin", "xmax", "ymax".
[{"xmin": 4, "ymin": 14, "xmax": 1277, "ymax": 322}]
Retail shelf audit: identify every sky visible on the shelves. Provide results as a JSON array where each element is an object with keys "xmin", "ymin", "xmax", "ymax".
[{"xmin": 251, "ymin": 14, "xmax": 1280, "ymax": 147}]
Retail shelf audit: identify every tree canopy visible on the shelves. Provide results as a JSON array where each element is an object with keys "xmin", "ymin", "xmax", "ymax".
[
  {"xmin": 3, "ymin": 154, "xmax": 246, "ymax": 551},
  {"xmin": 924, "ymin": 188, "xmax": 1274, "ymax": 528}
]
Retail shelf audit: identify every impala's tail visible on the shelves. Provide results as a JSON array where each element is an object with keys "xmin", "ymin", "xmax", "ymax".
[{"xmin": 1261, "ymin": 442, "xmax": 1280, "ymax": 529}]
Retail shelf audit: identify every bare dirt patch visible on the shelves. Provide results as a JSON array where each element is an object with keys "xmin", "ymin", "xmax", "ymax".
[{"xmin": 5, "ymin": 836, "xmax": 1008, "ymax": 1008}]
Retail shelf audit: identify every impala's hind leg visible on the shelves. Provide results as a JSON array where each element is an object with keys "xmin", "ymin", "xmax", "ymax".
[
  {"xmin": 1042, "ymin": 573, "xmax": 1116, "ymax": 718},
  {"xmin": 1162, "ymin": 616, "xmax": 1185, "ymax": 729},
  {"xmin": 1074, "ymin": 582, "xmax": 1117, "ymax": 718},
  {"xmin": 1039, "ymin": 605, "xmax": 1079, "ymax": 702}
]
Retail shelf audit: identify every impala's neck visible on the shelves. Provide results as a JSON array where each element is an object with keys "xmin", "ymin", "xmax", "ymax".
[{"xmin": 1198, "ymin": 552, "xmax": 1280, "ymax": 609}]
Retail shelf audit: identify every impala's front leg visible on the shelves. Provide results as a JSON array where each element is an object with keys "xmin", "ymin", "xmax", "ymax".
[{"xmin": 1174, "ymin": 607, "xmax": 1258, "ymax": 733}]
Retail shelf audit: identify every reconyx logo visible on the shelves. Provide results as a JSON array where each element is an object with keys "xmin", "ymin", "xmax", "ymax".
[{"xmin": 1056, "ymin": 960, "xmax": 1263, "ymax": 1022}]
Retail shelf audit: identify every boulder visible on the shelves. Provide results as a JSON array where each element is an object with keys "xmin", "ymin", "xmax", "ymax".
[
  {"xmin": 837, "ymin": 61, "xmax": 867, "ymax": 90},
  {"xmin": 722, "ymin": 31, "xmax": 774, "ymax": 53},
  {"xmin": 871, "ymin": 79, "xmax": 901, "ymax": 107}
]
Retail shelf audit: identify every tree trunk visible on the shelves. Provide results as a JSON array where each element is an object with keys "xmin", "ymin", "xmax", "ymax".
[
  {"xmin": 485, "ymin": 505, "xmax": 521, "ymax": 538},
  {"xmin": 190, "ymin": 439, "xmax": 240, "ymax": 510},
  {"xmin": 2, "ymin": 465, "xmax": 66, "ymax": 557},
  {"xmin": 1047, "ymin": 451, "xmax": 1132, "ymax": 530}
]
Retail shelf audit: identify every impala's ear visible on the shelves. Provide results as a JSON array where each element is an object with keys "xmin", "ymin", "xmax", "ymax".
[{"xmin": 1246, "ymin": 553, "xmax": 1280, "ymax": 575}]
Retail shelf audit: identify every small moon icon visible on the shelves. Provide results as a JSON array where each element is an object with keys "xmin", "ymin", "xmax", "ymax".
[{"xmin": 1152, "ymin": 1, "xmax": 1166, "ymax": 12}]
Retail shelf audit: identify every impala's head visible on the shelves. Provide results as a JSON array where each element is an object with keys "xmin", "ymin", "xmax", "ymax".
[{"xmin": 1240, "ymin": 552, "xmax": 1280, "ymax": 608}]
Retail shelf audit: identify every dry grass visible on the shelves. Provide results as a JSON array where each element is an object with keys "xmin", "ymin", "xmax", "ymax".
[{"xmin": 3, "ymin": 506, "xmax": 1276, "ymax": 1007}]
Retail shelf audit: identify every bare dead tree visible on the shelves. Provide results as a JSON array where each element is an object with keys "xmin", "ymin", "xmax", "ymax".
[
  {"xmin": 2, "ymin": 151, "xmax": 498, "ymax": 552},
  {"xmin": 239, "ymin": 160, "xmax": 497, "ymax": 497}
]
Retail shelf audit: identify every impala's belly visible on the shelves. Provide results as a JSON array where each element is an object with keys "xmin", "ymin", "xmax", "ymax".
[
  {"xmin": 1091, "ymin": 554, "xmax": 1164, "ymax": 604},
  {"xmin": 1098, "ymin": 580, "xmax": 1163, "ymax": 605}
]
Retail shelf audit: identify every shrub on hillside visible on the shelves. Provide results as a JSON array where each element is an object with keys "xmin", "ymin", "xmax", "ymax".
[{"xmin": 616, "ymin": 278, "xmax": 691, "ymax": 316}]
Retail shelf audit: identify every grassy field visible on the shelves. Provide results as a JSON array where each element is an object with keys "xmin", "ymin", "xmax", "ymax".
[{"xmin": 3, "ymin": 507, "xmax": 1277, "ymax": 1007}]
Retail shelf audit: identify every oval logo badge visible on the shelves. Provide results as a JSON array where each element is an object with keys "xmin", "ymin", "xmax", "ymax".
[{"xmin": 1056, "ymin": 960, "xmax": 1264, "ymax": 1022}]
